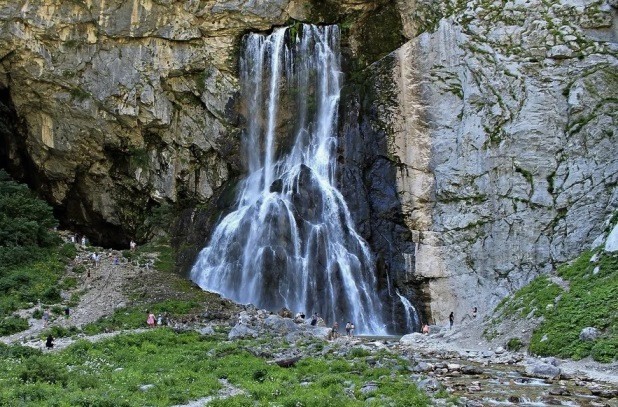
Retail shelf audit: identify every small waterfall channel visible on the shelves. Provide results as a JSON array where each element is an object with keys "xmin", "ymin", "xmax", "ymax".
[{"xmin": 191, "ymin": 24, "xmax": 417, "ymax": 334}]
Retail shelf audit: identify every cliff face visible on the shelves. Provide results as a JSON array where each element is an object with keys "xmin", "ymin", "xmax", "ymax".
[
  {"xmin": 1, "ymin": 0, "xmax": 616, "ymax": 323},
  {"xmin": 360, "ymin": 0, "xmax": 617, "ymax": 322},
  {"xmin": 0, "ymin": 0, "xmax": 388, "ymax": 246}
]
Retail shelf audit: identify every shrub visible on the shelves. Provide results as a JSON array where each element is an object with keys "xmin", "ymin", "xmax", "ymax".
[
  {"xmin": 42, "ymin": 325, "xmax": 79, "ymax": 339},
  {"xmin": 19, "ymin": 357, "xmax": 68, "ymax": 386},
  {"xmin": 349, "ymin": 347, "xmax": 371, "ymax": 358},
  {"xmin": 0, "ymin": 170, "xmax": 57, "ymax": 250},
  {"xmin": 0, "ymin": 315, "xmax": 29, "ymax": 335},
  {"xmin": 51, "ymin": 306, "xmax": 64, "ymax": 315},
  {"xmin": 58, "ymin": 243, "xmax": 77, "ymax": 260},
  {"xmin": 0, "ymin": 172, "xmax": 66, "ymax": 318},
  {"xmin": 252, "ymin": 369, "xmax": 267, "ymax": 382},
  {"xmin": 72, "ymin": 264, "xmax": 86, "ymax": 274},
  {"xmin": 506, "ymin": 337, "xmax": 524, "ymax": 351},
  {"xmin": 0, "ymin": 343, "xmax": 41, "ymax": 358},
  {"xmin": 61, "ymin": 277, "xmax": 78, "ymax": 289}
]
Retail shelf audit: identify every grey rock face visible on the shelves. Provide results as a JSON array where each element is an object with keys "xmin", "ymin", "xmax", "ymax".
[
  {"xmin": 605, "ymin": 223, "xmax": 618, "ymax": 252},
  {"xmin": 0, "ymin": 0, "xmax": 384, "ymax": 247},
  {"xmin": 362, "ymin": 0, "xmax": 618, "ymax": 322}
]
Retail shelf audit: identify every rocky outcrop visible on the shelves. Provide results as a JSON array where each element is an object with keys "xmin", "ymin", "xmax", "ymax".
[
  {"xmin": 355, "ymin": 0, "xmax": 617, "ymax": 322},
  {"xmin": 0, "ymin": 0, "xmax": 395, "ymax": 246}
]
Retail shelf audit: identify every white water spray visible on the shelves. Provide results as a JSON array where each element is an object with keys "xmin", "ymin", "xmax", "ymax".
[{"xmin": 191, "ymin": 25, "xmax": 417, "ymax": 334}]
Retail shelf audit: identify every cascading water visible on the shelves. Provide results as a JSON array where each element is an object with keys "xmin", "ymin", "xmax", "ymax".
[{"xmin": 191, "ymin": 24, "xmax": 417, "ymax": 334}]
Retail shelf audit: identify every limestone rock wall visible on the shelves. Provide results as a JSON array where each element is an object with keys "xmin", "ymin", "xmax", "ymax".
[
  {"xmin": 1, "ymin": 0, "xmax": 616, "ymax": 327},
  {"xmin": 0, "ymin": 0, "xmax": 387, "ymax": 245},
  {"xmin": 372, "ymin": 0, "xmax": 618, "ymax": 323}
]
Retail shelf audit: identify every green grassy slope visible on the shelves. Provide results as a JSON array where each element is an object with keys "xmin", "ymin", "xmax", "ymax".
[{"xmin": 489, "ymin": 226, "xmax": 617, "ymax": 362}]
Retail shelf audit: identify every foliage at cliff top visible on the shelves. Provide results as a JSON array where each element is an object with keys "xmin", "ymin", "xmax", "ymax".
[
  {"xmin": 491, "ymin": 237, "xmax": 617, "ymax": 362},
  {"xmin": 0, "ymin": 170, "xmax": 70, "ymax": 335},
  {"xmin": 0, "ymin": 329, "xmax": 430, "ymax": 406}
]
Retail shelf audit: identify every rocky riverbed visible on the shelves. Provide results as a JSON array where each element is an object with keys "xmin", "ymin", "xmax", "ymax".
[{"xmin": 194, "ymin": 307, "xmax": 618, "ymax": 406}]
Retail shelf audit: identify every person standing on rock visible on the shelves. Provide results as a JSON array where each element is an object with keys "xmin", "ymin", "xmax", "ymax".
[
  {"xmin": 64, "ymin": 306, "xmax": 70, "ymax": 319},
  {"xmin": 46, "ymin": 334, "xmax": 54, "ymax": 349},
  {"xmin": 472, "ymin": 307, "xmax": 477, "ymax": 319},
  {"xmin": 130, "ymin": 240, "xmax": 137, "ymax": 252},
  {"xmin": 449, "ymin": 312, "xmax": 454, "ymax": 329},
  {"xmin": 345, "ymin": 322, "xmax": 354, "ymax": 337},
  {"xmin": 331, "ymin": 322, "xmax": 339, "ymax": 339},
  {"xmin": 81, "ymin": 236, "xmax": 86, "ymax": 247},
  {"xmin": 43, "ymin": 309, "xmax": 50, "ymax": 327},
  {"xmin": 147, "ymin": 311, "xmax": 155, "ymax": 328}
]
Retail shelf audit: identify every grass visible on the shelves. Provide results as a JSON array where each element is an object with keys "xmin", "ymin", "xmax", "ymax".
[
  {"xmin": 0, "ymin": 239, "xmax": 77, "ymax": 335},
  {"xmin": 81, "ymin": 299, "xmax": 203, "ymax": 335},
  {"xmin": 0, "ymin": 330, "xmax": 430, "ymax": 406},
  {"xmin": 528, "ymin": 250, "xmax": 618, "ymax": 362},
  {"xmin": 493, "ymin": 275, "xmax": 563, "ymax": 319},
  {"xmin": 122, "ymin": 240, "xmax": 175, "ymax": 273},
  {"xmin": 490, "ymin": 243, "xmax": 617, "ymax": 362}
]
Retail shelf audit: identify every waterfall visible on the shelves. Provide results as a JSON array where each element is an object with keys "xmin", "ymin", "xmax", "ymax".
[
  {"xmin": 191, "ymin": 24, "xmax": 409, "ymax": 334},
  {"xmin": 396, "ymin": 290, "xmax": 420, "ymax": 333}
]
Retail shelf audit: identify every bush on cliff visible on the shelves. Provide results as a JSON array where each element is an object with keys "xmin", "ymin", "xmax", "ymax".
[
  {"xmin": 494, "ymin": 245, "xmax": 617, "ymax": 362},
  {"xmin": 0, "ymin": 170, "xmax": 58, "ymax": 256},
  {"xmin": 0, "ymin": 170, "xmax": 65, "ymax": 334},
  {"xmin": 528, "ymin": 250, "xmax": 617, "ymax": 362}
]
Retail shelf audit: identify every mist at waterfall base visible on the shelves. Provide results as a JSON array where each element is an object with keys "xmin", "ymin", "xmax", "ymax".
[{"xmin": 190, "ymin": 24, "xmax": 420, "ymax": 335}]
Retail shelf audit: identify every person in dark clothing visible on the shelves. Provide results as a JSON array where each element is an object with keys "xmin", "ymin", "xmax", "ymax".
[
  {"xmin": 46, "ymin": 334, "xmax": 54, "ymax": 349},
  {"xmin": 310, "ymin": 313, "xmax": 318, "ymax": 326},
  {"xmin": 449, "ymin": 312, "xmax": 454, "ymax": 329}
]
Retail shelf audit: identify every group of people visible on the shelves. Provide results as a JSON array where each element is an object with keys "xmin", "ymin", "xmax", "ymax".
[
  {"xmin": 420, "ymin": 307, "xmax": 478, "ymax": 335},
  {"xmin": 292, "ymin": 311, "xmax": 356, "ymax": 340},
  {"xmin": 70, "ymin": 234, "xmax": 88, "ymax": 247},
  {"xmin": 146, "ymin": 311, "xmax": 167, "ymax": 328}
]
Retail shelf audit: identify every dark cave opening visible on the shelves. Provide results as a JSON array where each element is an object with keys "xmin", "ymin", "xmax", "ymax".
[{"xmin": 0, "ymin": 85, "xmax": 131, "ymax": 250}]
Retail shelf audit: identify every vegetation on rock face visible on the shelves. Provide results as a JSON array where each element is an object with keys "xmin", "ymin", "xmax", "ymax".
[
  {"xmin": 0, "ymin": 330, "xmax": 430, "ymax": 406},
  {"xmin": 489, "ymin": 237, "xmax": 618, "ymax": 362},
  {"xmin": 0, "ymin": 171, "xmax": 69, "ymax": 335},
  {"xmin": 528, "ymin": 249, "xmax": 618, "ymax": 362}
]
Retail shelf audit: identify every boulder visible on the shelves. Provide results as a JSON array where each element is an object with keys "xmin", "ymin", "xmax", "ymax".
[
  {"xmin": 400, "ymin": 333, "xmax": 424, "ymax": 345},
  {"xmin": 524, "ymin": 362, "xmax": 561, "ymax": 379},
  {"xmin": 264, "ymin": 315, "xmax": 300, "ymax": 335},
  {"xmin": 360, "ymin": 381, "xmax": 379, "ymax": 394},
  {"xmin": 412, "ymin": 362, "xmax": 434, "ymax": 373},
  {"xmin": 197, "ymin": 325, "xmax": 215, "ymax": 336},
  {"xmin": 579, "ymin": 327, "xmax": 599, "ymax": 341},
  {"xmin": 605, "ymin": 223, "xmax": 618, "ymax": 252},
  {"xmin": 228, "ymin": 323, "xmax": 258, "ymax": 340}
]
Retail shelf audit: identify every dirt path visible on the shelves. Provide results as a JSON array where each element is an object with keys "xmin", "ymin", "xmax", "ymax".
[{"xmin": 1, "ymin": 244, "xmax": 150, "ymax": 346}]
